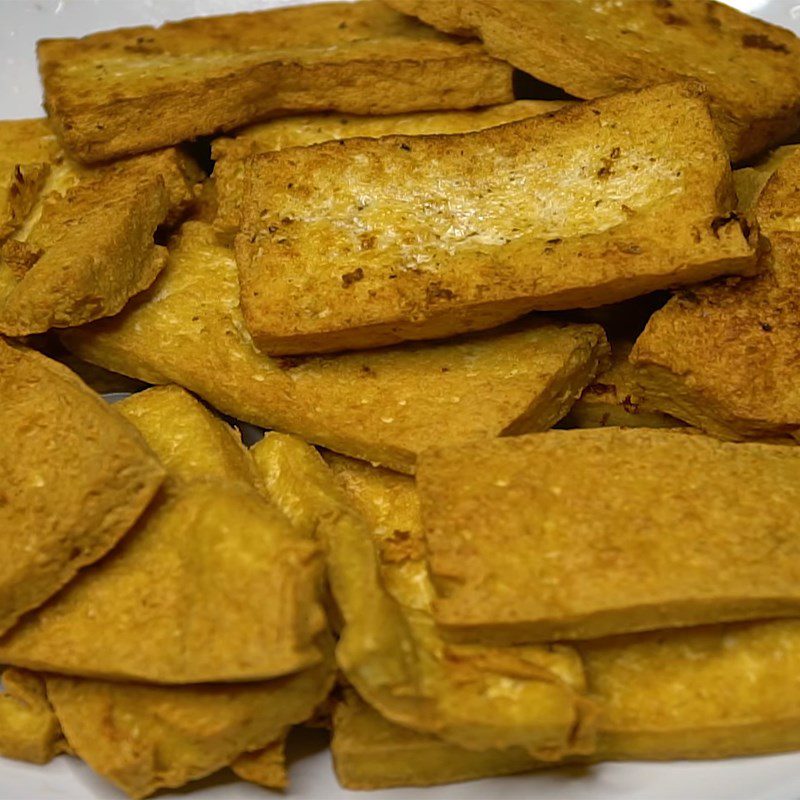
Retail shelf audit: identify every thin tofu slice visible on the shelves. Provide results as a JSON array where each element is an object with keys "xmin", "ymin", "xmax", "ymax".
[
  {"xmin": 62, "ymin": 221, "xmax": 609, "ymax": 474},
  {"xmin": 37, "ymin": 1, "xmax": 513, "ymax": 163},
  {"xmin": 0, "ymin": 387, "xmax": 326, "ymax": 684},
  {"xmin": 385, "ymin": 0, "xmax": 800, "ymax": 162},
  {"xmin": 236, "ymin": 82, "xmax": 755, "ymax": 355},
  {"xmin": 0, "ymin": 138, "xmax": 201, "ymax": 336},
  {"xmin": 212, "ymin": 100, "xmax": 567, "ymax": 237},
  {"xmin": 0, "ymin": 341, "xmax": 164, "ymax": 637},
  {"xmin": 630, "ymin": 146, "xmax": 800, "ymax": 440},
  {"xmin": 417, "ymin": 428, "xmax": 800, "ymax": 643}
]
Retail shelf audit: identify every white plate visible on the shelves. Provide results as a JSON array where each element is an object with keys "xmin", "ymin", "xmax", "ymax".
[{"xmin": 2, "ymin": 1, "xmax": 800, "ymax": 797}]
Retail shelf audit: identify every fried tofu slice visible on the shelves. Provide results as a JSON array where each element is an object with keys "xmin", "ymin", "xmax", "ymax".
[
  {"xmin": 332, "ymin": 689, "xmax": 543, "ymax": 790},
  {"xmin": 212, "ymin": 100, "xmax": 567, "ymax": 237},
  {"xmin": 733, "ymin": 145, "xmax": 800, "ymax": 215},
  {"xmin": 417, "ymin": 428, "xmax": 800, "ymax": 644},
  {"xmin": 37, "ymin": 1, "xmax": 513, "ymax": 163},
  {"xmin": 236, "ymin": 82, "xmax": 755, "ymax": 355},
  {"xmin": 385, "ymin": 0, "xmax": 800, "ymax": 162},
  {"xmin": 0, "ymin": 669, "xmax": 66, "ymax": 765},
  {"xmin": 560, "ymin": 341, "xmax": 683, "ymax": 430},
  {"xmin": 0, "ymin": 145, "xmax": 201, "ymax": 336},
  {"xmin": 581, "ymin": 620, "xmax": 800, "ymax": 760},
  {"xmin": 253, "ymin": 433, "xmax": 596, "ymax": 759},
  {"xmin": 0, "ymin": 120, "xmax": 62, "ymax": 242},
  {"xmin": 0, "ymin": 341, "xmax": 164, "ymax": 637},
  {"xmin": 630, "ymin": 147, "xmax": 800, "ymax": 440},
  {"xmin": 44, "ymin": 651, "xmax": 331, "ymax": 799},
  {"xmin": 62, "ymin": 221, "xmax": 609, "ymax": 473},
  {"xmin": 231, "ymin": 738, "xmax": 288, "ymax": 791},
  {"xmin": 0, "ymin": 386, "xmax": 325, "ymax": 684}
]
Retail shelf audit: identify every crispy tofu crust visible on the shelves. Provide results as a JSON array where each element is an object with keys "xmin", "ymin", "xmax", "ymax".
[
  {"xmin": 0, "ymin": 669, "xmax": 66, "ymax": 765},
  {"xmin": 231, "ymin": 738, "xmax": 288, "ymax": 791},
  {"xmin": 0, "ymin": 147, "xmax": 201, "ymax": 336},
  {"xmin": 417, "ymin": 428, "xmax": 800, "ymax": 644},
  {"xmin": 62, "ymin": 221, "xmax": 609, "ymax": 473},
  {"xmin": 561, "ymin": 340, "xmax": 684, "ymax": 430},
  {"xmin": 631, "ymin": 147, "xmax": 800, "ymax": 439},
  {"xmin": 385, "ymin": 0, "xmax": 800, "ymax": 161},
  {"xmin": 212, "ymin": 100, "xmax": 567, "ymax": 237},
  {"xmin": 0, "ymin": 341, "xmax": 164, "ymax": 637},
  {"xmin": 0, "ymin": 120, "xmax": 62, "ymax": 242},
  {"xmin": 0, "ymin": 387, "xmax": 326, "ymax": 684},
  {"xmin": 37, "ymin": 1, "xmax": 513, "ymax": 163},
  {"xmin": 236, "ymin": 83, "xmax": 755, "ymax": 355},
  {"xmin": 581, "ymin": 620, "xmax": 800, "ymax": 760},
  {"xmin": 332, "ymin": 689, "xmax": 543, "ymax": 790},
  {"xmin": 46, "ymin": 654, "xmax": 330, "ymax": 800},
  {"xmin": 322, "ymin": 451, "xmax": 596, "ymax": 759}
]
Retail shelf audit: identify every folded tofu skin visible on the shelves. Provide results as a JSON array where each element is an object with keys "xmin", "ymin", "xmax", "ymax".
[
  {"xmin": 0, "ymin": 341, "xmax": 164, "ymax": 638},
  {"xmin": 385, "ymin": 0, "xmax": 800, "ymax": 162},
  {"xmin": 418, "ymin": 429, "xmax": 800, "ymax": 643},
  {"xmin": 37, "ymin": 0, "xmax": 513, "ymax": 162},
  {"xmin": 63, "ymin": 221, "xmax": 609, "ymax": 473},
  {"xmin": 236, "ymin": 82, "xmax": 755, "ymax": 355}
]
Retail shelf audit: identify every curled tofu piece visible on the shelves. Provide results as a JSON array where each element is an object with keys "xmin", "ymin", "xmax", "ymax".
[
  {"xmin": 332, "ymin": 689, "xmax": 544, "ymax": 790},
  {"xmin": 37, "ymin": 1, "xmax": 513, "ymax": 163},
  {"xmin": 0, "ymin": 341, "xmax": 164, "ymax": 637},
  {"xmin": 581, "ymin": 619, "xmax": 800, "ymax": 760},
  {"xmin": 0, "ymin": 669, "xmax": 66, "ymax": 765},
  {"xmin": 561, "ymin": 340, "xmax": 683, "ymax": 430},
  {"xmin": 0, "ymin": 146, "xmax": 201, "ymax": 336},
  {"xmin": 45, "ymin": 652, "xmax": 331, "ymax": 800},
  {"xmin": 417, "ymin": 428, "xmax": 800, "ymax": 644},
  {"xmin": 0, "ymin": 120, "xmax": 62, "ymax": 242},
  {"xmin": 0, "ymin": 386, "xmax": 326, "ymax": 684},
  {"xmin": 631, "ymin": 146, "xmax": 800, "ymax": 440},
  {"xmin": 385, "ymin": 0, "xmax": 800, "ymax": 162},
  {"xmin": 212, "ymin": 100, "xmax": 567, "ymax": 237},
  {"xmin": 62, "ymin": 221, "xmax": 609, "ymax": 473},
  {"xmin": 252, "ymin": 434, "xmax": 596, "ymax": 760},
  {"xmin": 235, "ymin": 83, "xmax": 755, "ymax": 355}
]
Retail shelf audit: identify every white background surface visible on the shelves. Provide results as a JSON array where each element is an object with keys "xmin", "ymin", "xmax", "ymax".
[{"xmin": 3, "ymin": 1, "xmax": 800, "ymax": 798}]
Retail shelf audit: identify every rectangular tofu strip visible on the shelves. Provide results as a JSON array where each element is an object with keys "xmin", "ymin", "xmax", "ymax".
[
  {"xmin": 385, "ymin": 0, "xmax": 800, "ymax": 161},
  {"xmin": 0, "ymin": 386, "xmax": 326, "ymax": 684},
  {"xmin": 630, "ymin": 146, "xmax": 800, "ymax": 440},
  {"xmin": 212, "ymin": 100, "xmax": 567, "ymax": 237},
  {"xmin": 37, "ymin": 0, "xmax": 513, "ymax": 163},
  {"xmin": 0, "ymin": 341, "xmax": 164, "ymax": 637},
  {"xmin": 251, "ymin": 435, "xmax": 596, "ymax": 760},
  {"xmin": 236, "ymin": 82, "xmax": 755, "ymax": 355},
  {"xmin": 0, "ymin": 129, "xmax": 201, "ymax": 336},
  {"xmin": 62, "ymin": 221, "xmax": 609, "ymax": 474},
  {"xmin": 417, "ymin": 428, "xmax": 800, "ymax": 643}
]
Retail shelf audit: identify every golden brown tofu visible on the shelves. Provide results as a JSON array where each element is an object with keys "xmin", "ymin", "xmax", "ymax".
[
  {"xmin": 417, "ymin": 428, "xmax": 800, "ymax": 643},
  {"xmin": 385, "ymin": 0, "xmax": 800, "ymax": 161},
  {"xmin": 255, "ymin": 435, "xmax": 596, "ymax": 759},
  {"xmin": 212, "ymin": 100, "xmax": 567, "ymax": 237},
  {"xmin": 37, "ymin": 1, "xmax": 513, "ymax": 163},
  {"xmin": 631, "ymin": 146, "xmax": 800, "ymax": 440},
  {"xmin": 231, "ymin": 738, "xmax": 288, "ymax": 791},
  {"xmin": 0, "ymin": 669, "xmax": 66, "ymax": 765},
  {"xmin": 0, "ymin": 120, "xmax": 62, "ymax": 242},
  {"xmin": 0, "ymin": 147, "xmax": 201, "ymax": 336},
  {"xmin": 561, "ymin": 341, "xmax": 684, "ymax": 430},
  {"xmin": 62, "ymin": 221, "xmax": 609, "ymax": 473},
  {"xmin": 0, "ymin": 386, "xmax": 325, "ymax": 684},
  {"xmin": 236, "ymin": 83, "xmax": 755, "ymax": 355},
  {"xmin": 0, "ymin": 341, "xmax": 164, "ymax": 637},
  {"xmin": 45, "ymin": 653, "xmax": 331, "ymax": 799},
  {"xmin": 582, "ymin": 620, "xmax": 800, "ymax": 760},
  {"xmin": 332, "ymin": 690, "xmax": 543, "ymax": 790}
]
